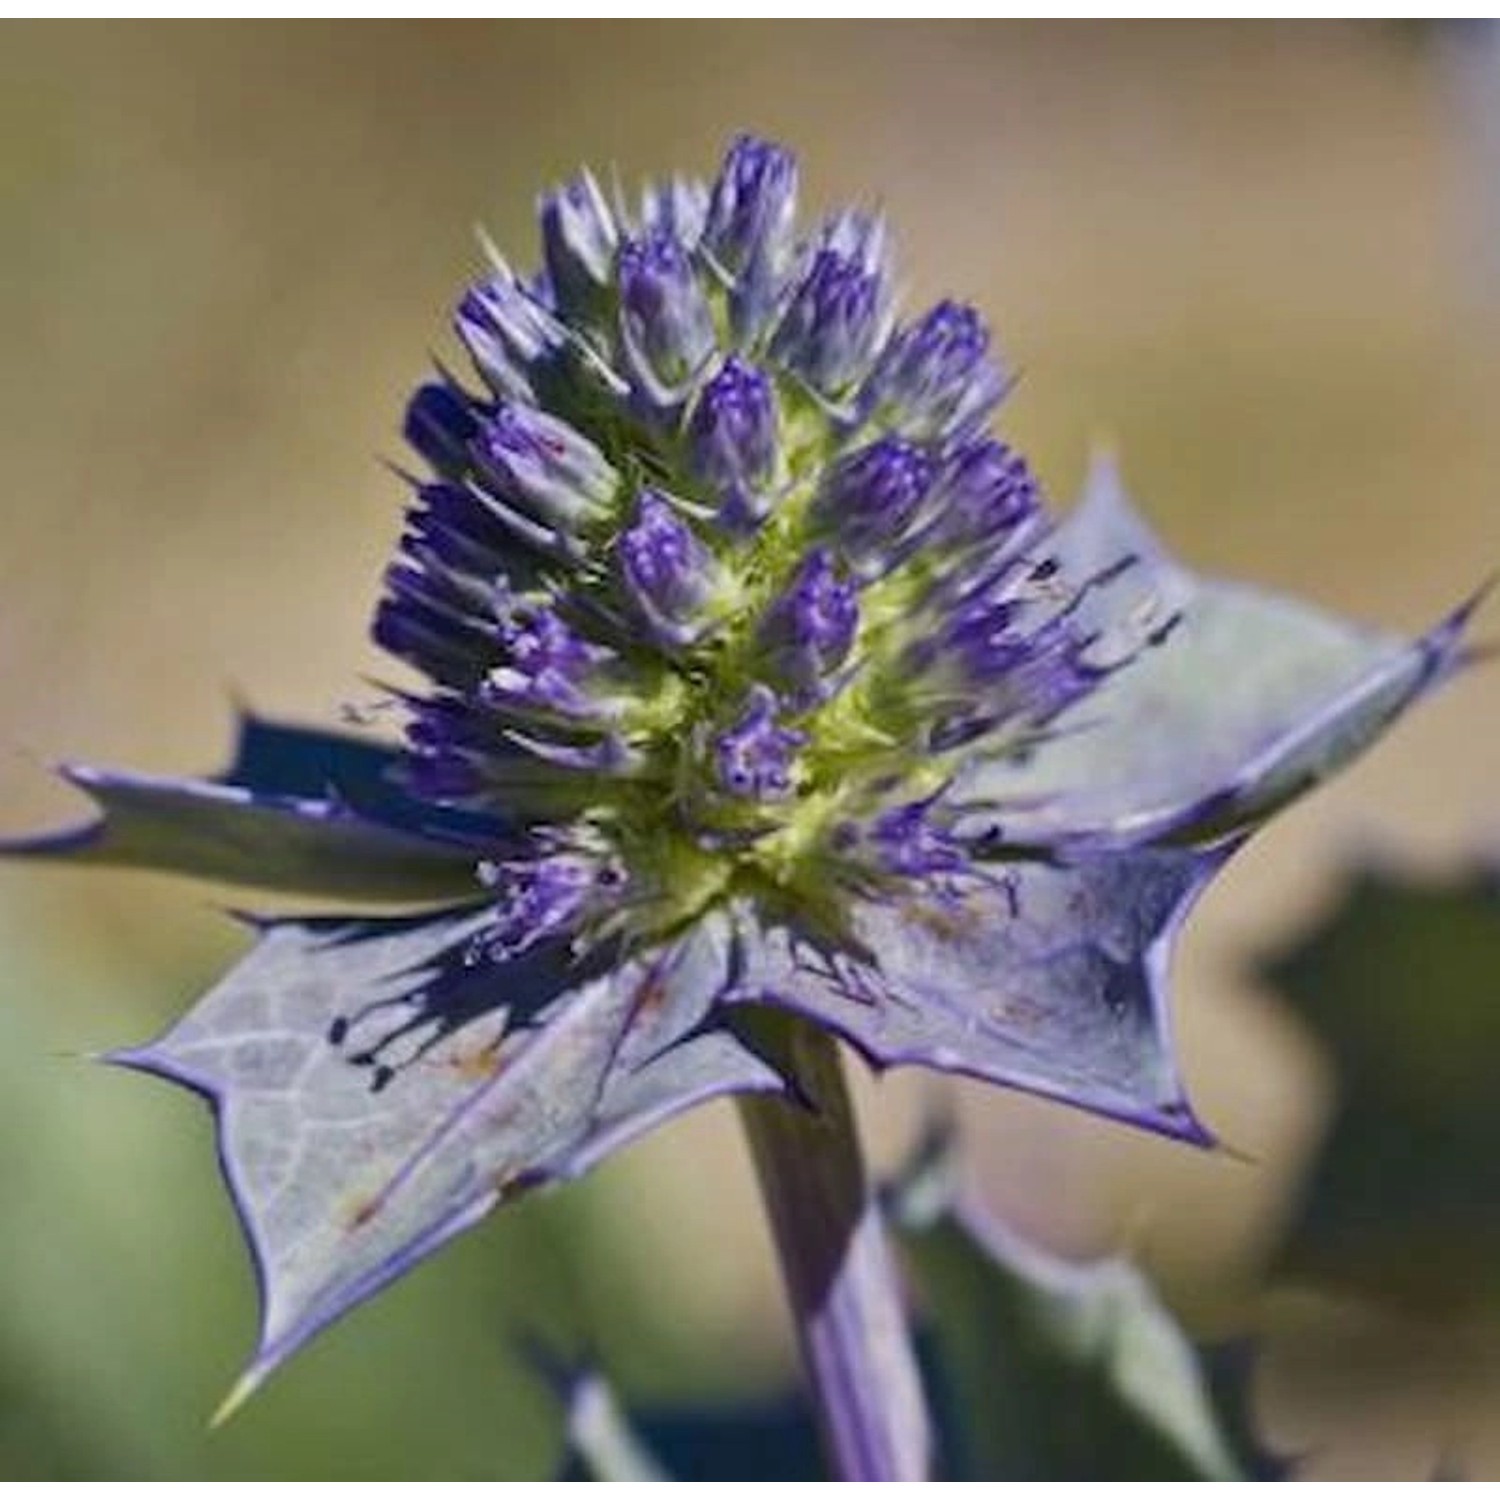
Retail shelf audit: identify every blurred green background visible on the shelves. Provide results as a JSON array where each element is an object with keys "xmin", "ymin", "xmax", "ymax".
[{"xmin": 0, "ymin": 20, "xmax": 1497, "ymax": 1479}]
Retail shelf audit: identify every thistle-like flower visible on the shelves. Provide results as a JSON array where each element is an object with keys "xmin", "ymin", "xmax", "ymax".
[{"xmin": 9, "ymin": 133, "xmax": 1476, "ymax": 1409}]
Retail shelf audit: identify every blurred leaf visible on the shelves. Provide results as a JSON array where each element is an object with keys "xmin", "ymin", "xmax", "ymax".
[
  {"xmin": 551, "ymin": 1361, "xmax": 821, "ymax": 1481},
  {"xmin": 549, "ymin": 1366, "xmax": 672, "ymax": 1481},
  {"xmin": 550, "ymin": 1138, "xmax": 1286, "ymax": 1482},
  {"xmin": 1202, "ymin": 1343, "xmax": 1293, "ymax": 1481},
  {"xmin": 889, "ymin": 1145, "xmax": 1275, "ymax": 1480},
  {"xmin": 1258, "ymin": 862, "xmax": 1500, "ymax": 1312}
]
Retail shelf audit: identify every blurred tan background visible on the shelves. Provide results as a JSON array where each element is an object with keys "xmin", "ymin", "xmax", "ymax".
[{"xmin": 0, "ymin": 20, "xmax": 1496, "ymax": 1478}]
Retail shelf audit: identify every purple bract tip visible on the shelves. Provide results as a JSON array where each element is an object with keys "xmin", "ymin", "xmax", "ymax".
[
  {"xmin": 872, "ymin": 300, "xmax": 1006, "ymax": 438},
  {"xmin": 617, "ymin": 490, "xmax": 718, "ymax": 645},
  {"xmin": 772, "ymin": 240, "xmax": 889, "ymax": 397},
  {"xmin": 817, "ymin": 436, "xmax": 934, "ymax": 566}
]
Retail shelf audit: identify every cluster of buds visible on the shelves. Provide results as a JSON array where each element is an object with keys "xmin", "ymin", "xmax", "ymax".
[{"xmin": 376, "ymin": 134, "xmax": 1103, "ymax": 940}]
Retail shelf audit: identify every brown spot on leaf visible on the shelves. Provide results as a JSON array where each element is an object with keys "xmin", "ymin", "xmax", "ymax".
[
  {"xmin": 989, "ymin": 993, "xmax": 1048, "ymax": 1032},
  {"xmin": 444, "ymin": 1036, "xmax": 504, "ymax": 1084},
  {"xmin": 903, "ymin": 899, "xmax": 976, "ymax": 944},
  {"xmin": 627, "ymin": 964, "xmax": 672, "ymax": 1025},
  {"xmin": 342, "ymin": 1194, "xmax": 382, "ymax": 1231}
]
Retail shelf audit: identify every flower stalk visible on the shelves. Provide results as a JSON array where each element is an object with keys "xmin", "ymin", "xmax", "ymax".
[{"xmin": 737, "ymin": 1014, "xmax": 932, "ymax": 1481}]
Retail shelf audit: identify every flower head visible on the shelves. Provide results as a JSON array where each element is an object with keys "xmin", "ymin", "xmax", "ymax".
[
  {"xmin": 372, "ymin": 144, "xmax": 1131, "ymax": 925},
  {"xmin": 8, "ymin": 134, "xmax": 1477, "ymax": 1403}
]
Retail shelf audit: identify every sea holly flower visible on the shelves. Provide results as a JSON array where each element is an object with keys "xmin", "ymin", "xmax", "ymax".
[
  {"xmin": 703, "ymin": 133, "xmax": 798, "ymax": 339},
  {"xmin": 4, "ymin": 135, "xmax": 1478, "ymax": 1464},
  {"xmin": 810, "ymin": 435, "xmax": 935, "ymax": 573},
  {"xmin": 687, "ymin": 353, "xmax": 781, "ymax": 528},
  {"xmin": 758, "ymin": 549, "xmax": 859, "ymax": 701}
]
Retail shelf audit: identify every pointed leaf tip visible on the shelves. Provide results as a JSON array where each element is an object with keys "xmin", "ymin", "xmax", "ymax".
[
  {"xmin": 208, "ymin": 1370, "xmax": 264, "ymax": 1431},
  {"xmin": 4, "ymin": 716, "xmax": 484, "ymax": 903},
  {"xmin": 948, "ymin": 467, "xmax": 1481, "ymax": 850}
]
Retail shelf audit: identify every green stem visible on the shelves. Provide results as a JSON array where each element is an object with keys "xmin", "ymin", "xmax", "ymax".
[{"xmin": 737, "ymin": 1015, "xmax": 932, "ymax": 1480}]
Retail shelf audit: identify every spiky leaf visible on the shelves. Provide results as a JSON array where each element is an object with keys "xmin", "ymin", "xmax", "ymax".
[
  {"xmin": 890, "ymin": 1149, "xmax": 1269, "ymax": 1480},
  {"xmin": 732, "ymin": 844, "xmax": 1231, "ymax": 1141},
  {"xmin": 4, "ymin": 715, "xmax": 485, "ymax": 903},
  {"xmin": 114, "ymin": 906, "xmax": 784, "ymax": 1402},
  {"xmin": 949, "ymin": 460, "xmax": 1476, "ymax": 850}
]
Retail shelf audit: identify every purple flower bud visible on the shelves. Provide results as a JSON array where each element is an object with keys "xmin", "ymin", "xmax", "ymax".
[
  {"xmin": 867, "ymin": 800, "xmax": 965, "ymax": 879},
  {"xmin": 713, "ymin": 685, "xmax": 806, "ymax": 802},
  {"xmin": 924, "ymin": 592, "xmax": 1099, "ymax": 749},
  {"xmin": 771, "ymin": 224, "xmax": 891, "ymax": 398},
  {"xmin": 927, "ymin": 439, "xmax": 1040, "ymax": 550},
  {"xmin": 402, "ymin": 699, "xmax": 488, "ymax": 801},
  {"xmin": 759, "ymin": 549, "xmax": 858, "ymax": 699},
  {"xmin": 539, "ymin": 171, "xmax": 618, "ymax": 321},
  {"xmin": 688, "ymin": 357, "xmax": 778, "ymax": 524},
  {"xmin": 617, "ymin": 234, "xmax": 716, "ymax": 394},
  {"xmin": 705, "ymin": 135, "xmax": 799, "ymax": 337},
  {"xmin": 484, "ymin": 605, "xmax": 616, "ymax": 724},
  {"xmin": 472, "ymin": 851, "xmax": 616, "ymax": 962},
  {"xmin": 814, "ymin": 436, "xmax": 934, "ymax": 568},
  {"xmin": 403, "ymin": 482, "xmax": 546, "ymax": 595},
  {"xmin": 868, "ymin": 300, "xmax": 1007, "ymax": 439},
  {"xmin": 373, "ymin": 563, "xmax": 497, "ymax": 691},
  {"xmin": 476, "ymin": 403, "xmax": 618, "ymax": 535},
  {"xmin": 617, "ymin": 490, "xmax": 720, "ymax": 647},
  {"xmin": 404, "ymin": 382, "xmax": 482, "ymax": 479},
  {"xmin": 705, "ymin": 134, "xmax": 798, "ymax": 280},
  {"xmin": 455, "ymin": 271, "xmax": 561, "ymax": 402}
]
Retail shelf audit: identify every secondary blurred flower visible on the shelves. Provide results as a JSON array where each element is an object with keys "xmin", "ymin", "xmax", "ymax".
[{"xmin": 8, "ymin": 132, "xmax": 1477, "ymax": 1404}]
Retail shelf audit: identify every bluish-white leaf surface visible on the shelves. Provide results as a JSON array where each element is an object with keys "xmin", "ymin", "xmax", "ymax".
[
  {"xmin": 3, "ymin": 715, "xmax": 484, "ymax": 903},
  {"xmin": 730, "ymin": 844, "xmax": 1232, "ymax": 1142},
  {"xmin": 113, "ymin": 904, "xmax": 784, "ymax": 1403},
  {"xmin": 948, "ymin": 458, "xmax": 1477, "ymax": 851}
]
